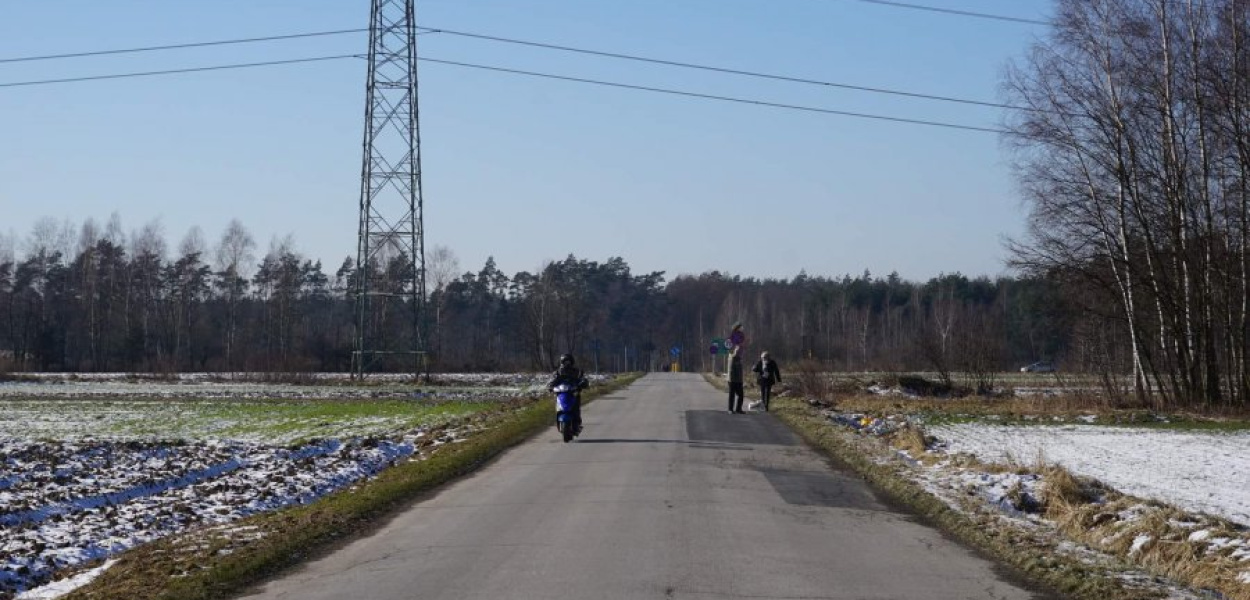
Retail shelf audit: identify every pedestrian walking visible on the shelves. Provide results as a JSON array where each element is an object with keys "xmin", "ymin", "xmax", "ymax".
[
  {"xmin": 727, "ymin": 347, "xmax": 745, "ymax": 414},
  {"xmin": 752, "ymin": 351, "xmax": 782, "ymax": 412}
]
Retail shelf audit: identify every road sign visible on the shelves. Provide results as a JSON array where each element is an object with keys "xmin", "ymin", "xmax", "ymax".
[
  {"xmin": 670, "ymin": 345, "xmax": 682, "ymax": 357},
  {"xmin": 710, "ymin": 335, "xmax": 730, "ymax": 355}
]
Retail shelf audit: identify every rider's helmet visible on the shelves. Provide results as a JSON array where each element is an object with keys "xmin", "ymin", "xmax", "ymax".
[{"xmin": 559, "ymin": 353, "xmax": 575, "ymax": 367}]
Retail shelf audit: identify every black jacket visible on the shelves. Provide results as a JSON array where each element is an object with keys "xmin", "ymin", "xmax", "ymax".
[
  {"xmin": 752, "ymin": 359, "xmax": 781, "ymax": 386},
  {"xmin": 548, "ymin": 366, "xmax": 588, "ymax": 392}
]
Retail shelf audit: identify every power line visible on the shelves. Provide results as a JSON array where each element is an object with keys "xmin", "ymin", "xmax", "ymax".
[
  {"xmin": 834, "ymin": 0, "xmax": 1049, "ymax": 25},
  {"xmin": 832, "ymin": 0, "xmax": 1222, "ymax": 26},
  {"xmin": 1, "ymin": 24, "xmax": 1041, "ymax": 114},
  {"xmin": 0, "ymin": 54, "xmax": 362, "ymax": 88},
  {"xmin": 418, "ymin": 27, "xmax": 1037, "ymax": 113},
  {"xmin": 418, "ymin": 57, "xmax": 1006, "ymax": 133},
  {"xmin": 0, "ymin": 29, "xmax": 369, "ymax": 65},
  {"xmin": 0, "ymin": 51, "xmax": 1004, "ymax": 132}
]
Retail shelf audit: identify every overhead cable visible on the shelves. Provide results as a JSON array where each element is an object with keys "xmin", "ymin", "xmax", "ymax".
[
  {"xmin": 3, "ymin": 25, "xmax": 1032, "ymax": 113},
  {"xmin": 0, "ymin": 52, "xmax": 1004, "ymax": 133},
  {"xmin": 418, "ymin": 57, "xmax": 1006, "ymax": 133},
  {"xmin": 834, "ymin": 0, "xmax": 1048, "ymax": 25},
  {"xmin": 0, "ymin": 29, "xmax": 370, "ymax": 64},
  {"xmin": 0, "ymin": 55, "xmax": 362, "ymax": 88},
  {"xmin": 418, "ymin": 27, "xmax": 1039, "ymax": 112},
  {"xmin": 833, "ymin": 0, "xmax": 1222, "ymax": 26}
]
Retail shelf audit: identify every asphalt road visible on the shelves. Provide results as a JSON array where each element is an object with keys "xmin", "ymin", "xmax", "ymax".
[{"xmin": 242, "ymin": 373, "xmax": 1053, "ymax": 600}]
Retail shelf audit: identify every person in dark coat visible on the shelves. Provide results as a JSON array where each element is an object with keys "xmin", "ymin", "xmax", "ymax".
[
  {"xmin": 751, "ymin": 351, "xmax": 782, "ymax": 412},
  {"xmin": 548, "ymin": 353, "xmax": 589, "ymax": 433},
  {"xmin": 727, "ymin": 347, "xmax": 745, "ymax": 414}
]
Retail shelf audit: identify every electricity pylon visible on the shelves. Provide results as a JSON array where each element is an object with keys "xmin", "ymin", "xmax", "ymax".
[{"xmin": 353, "ymin": 0, "xmax": 426, "ymax": 378}]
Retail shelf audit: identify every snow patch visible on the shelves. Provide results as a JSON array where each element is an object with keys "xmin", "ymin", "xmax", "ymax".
[{"xmin": 15, "ymin": 559, "xmax": 116, "ymax": 600}]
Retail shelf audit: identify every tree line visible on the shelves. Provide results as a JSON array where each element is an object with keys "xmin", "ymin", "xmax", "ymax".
[{"xmin": 0, "ymin": 215, "xmax": 1072, "ymax": 379}]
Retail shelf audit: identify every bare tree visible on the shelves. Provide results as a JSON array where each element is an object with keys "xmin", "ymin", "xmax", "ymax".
[
  {"xmin": 178, "ymin": 226, "xmax": 207, "ymax": 260},
  {"xmin": 425, "ymin": 244, "xmax": 460, "ymax": 369},
  {"xmin": 76, "ymin": 219, "xmax": 100, "ymax": 257},
  {"xmin": 103, "ymin": 213, "xmax": 125, "ymax": 247},
  {"xmin": 1007, "ymin": 0, "xmax": 1250, "ymax": 409},
  {"xmin": 214, "ymin": 219, "xmax": 255, "ymax": 369},
  {"xmin": 26, "ymin": 217, "xmax": 75, "ymax": 260},
  {"xmin": 0, "ymin": 230, "xmax": 14, "ymax": 265},
  {"xmin": 129, "ymin": 219, "xmax": 166, "ymax": 261}
]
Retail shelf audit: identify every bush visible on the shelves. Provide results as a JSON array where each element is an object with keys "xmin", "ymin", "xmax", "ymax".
[
  {"xmin": 897, "ymin": 375, "xmax": 955, "ymax": 397},
  {"xmin": 793, "ymin": 360, "xmax": 833, "ymax": 404}
]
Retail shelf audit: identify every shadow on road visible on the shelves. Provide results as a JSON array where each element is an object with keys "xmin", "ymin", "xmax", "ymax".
[
  {"xmin": 685, "ymin": 410, "xmax": 800, "ymax": 446},
  {"xmin": 574, "ymin": 438, "xmax": 752, "ymax": 451}
]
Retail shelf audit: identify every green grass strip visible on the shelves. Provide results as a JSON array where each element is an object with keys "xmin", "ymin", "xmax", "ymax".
[{"xmin": 64, "ymin": 374, "xmax": 642, "ymax": 600}]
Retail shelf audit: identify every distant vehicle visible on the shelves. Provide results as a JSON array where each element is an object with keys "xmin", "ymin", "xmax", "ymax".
[{"xmin": 1020, "ymin": 362, "xmax": 1056, "ymax": 373}]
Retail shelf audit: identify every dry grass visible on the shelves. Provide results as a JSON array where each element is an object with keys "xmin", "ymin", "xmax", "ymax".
[
  {"xmin": 941, "ymin": 450, "xmax": 1250, "ymax": 600},
  {"xmin": 961, "ymin": 456, "xmax": 1250, "ymax": 600},
  {"xmin": 888, "ymin": 424, "xmax": 929, "ymax": 457},
  {"xmin": 1049, "ymin": 496, "xmax": 1250, "ymax": 600},
  {"xmin": 1037, "ymin": 464, "xmax": 1097, "ymax": 518},
  {"xmin": 832, "ymin": 392, "xmax": 1108, "ymax": 418}
]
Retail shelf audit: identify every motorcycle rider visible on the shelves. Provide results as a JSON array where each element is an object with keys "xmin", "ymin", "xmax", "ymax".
[{"xmin": 548, "ymin": 353, "xmax": 589, "ymax": 434}]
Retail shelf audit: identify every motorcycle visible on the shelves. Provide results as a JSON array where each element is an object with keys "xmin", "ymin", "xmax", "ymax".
[{"xmin": 553, "ymin": 382, "xmax": 581, "ymax": 443}]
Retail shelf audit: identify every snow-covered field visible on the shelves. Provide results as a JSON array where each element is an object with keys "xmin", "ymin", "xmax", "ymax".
[
  {"xmin": 1, "ymin": 435, "xmax": 430, "ymax": 597},
  {"xmin": 0, "ymin": 373, "xmax": 561, "ymax": 599},
  {"xmin": 928, "ymin": 423, "xmax": 1250, "ymax": 527}
]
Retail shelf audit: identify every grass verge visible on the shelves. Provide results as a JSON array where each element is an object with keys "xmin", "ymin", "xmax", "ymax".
[
  {"xmin": 698, "ymin": 374, "xmax": 1160, "ymax": 600},
  {"xmin": 767, "ymin": 395, "xmax": 1139, "ymax": 600},
  {"xmin": 61, "ymin": 374, "xmax": 642, "ymax": 600}
]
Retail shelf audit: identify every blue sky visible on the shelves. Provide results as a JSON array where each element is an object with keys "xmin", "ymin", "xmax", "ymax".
[{"xmin": 0, "ymin": 1, "xmax": 1052, "ymax": 281}]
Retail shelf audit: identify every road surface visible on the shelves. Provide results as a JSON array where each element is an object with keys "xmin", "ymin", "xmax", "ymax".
[{"xmin": 243, "ymin": 373, "xmax": 1052, "ymax": 600}]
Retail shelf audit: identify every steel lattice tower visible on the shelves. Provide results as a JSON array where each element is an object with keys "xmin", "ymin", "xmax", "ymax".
[{"xmin": 353, "ymin": 0, "xmax": 426, "ymax": 378}]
